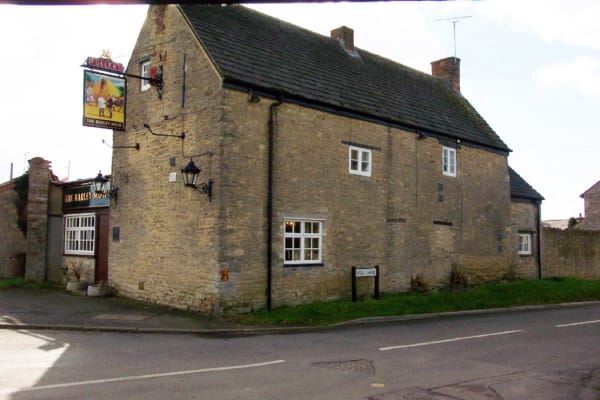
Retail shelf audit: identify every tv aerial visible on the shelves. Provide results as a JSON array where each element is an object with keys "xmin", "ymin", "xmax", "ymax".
[{"xmin": 437, "ymin": 16, "xmax": 472, "ymax": 58}]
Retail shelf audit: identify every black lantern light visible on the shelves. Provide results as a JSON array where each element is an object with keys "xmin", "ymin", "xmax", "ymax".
[
  {"xmin": 181, "ymin": 159, "xmax": 213, "ymax": 201},
  {"xmin": 92, "ymin": 171, "xmax": 119, "ymax": 204},
  {"xmin": 92, "ymin": 171, "xmax": 109, "ymax": 194}
]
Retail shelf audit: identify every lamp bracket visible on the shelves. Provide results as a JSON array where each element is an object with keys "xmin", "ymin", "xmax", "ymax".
[
  {"xmin": 184, "ymin": 150, "xmax": 212, "ymax": 159},
  {"xmin": 191, "ymin": 178, "xmax": 213, "ymax": 202},
  {"xmin": 102, "ymin": 139, "xmax": 140, "ymax": 150},
  {"xmin": 143, "ymin": 123, "xmax": 185, "ymax": 140}
]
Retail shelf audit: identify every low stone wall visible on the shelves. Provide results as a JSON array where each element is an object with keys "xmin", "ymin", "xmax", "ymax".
[{"xmin": 542, "ymin": 227, "xmax": 600, "ymax": 279}]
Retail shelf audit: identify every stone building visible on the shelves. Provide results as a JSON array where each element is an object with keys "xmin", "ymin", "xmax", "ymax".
[
  {"xmin": 508, "ymin": 167, "xmax": 544, "ymax": 278},
  {"xmin": 575, "ymin": 181, "xmax": 600, "ymax": 231},
  {"xmin": 0, "ymin": 157, "xmax": 110, "ymax": 285},
  {"xmin": 108, "ymin": 4, "xmax": 542, "ymax": 314}
]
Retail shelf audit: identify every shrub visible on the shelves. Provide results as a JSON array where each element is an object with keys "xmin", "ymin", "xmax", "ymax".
[
  {"xmin": 410, "ymin": 273, "xmax": 429, "ymax": 292},
  {"xmin": 450, "ymin": 264, "xmax": 469, "ymax": 289}
]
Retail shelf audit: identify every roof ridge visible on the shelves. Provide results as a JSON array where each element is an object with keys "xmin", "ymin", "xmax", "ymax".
[{"xmin": 178, "ymin": 3, "xmax": 511, "ymax": 153}]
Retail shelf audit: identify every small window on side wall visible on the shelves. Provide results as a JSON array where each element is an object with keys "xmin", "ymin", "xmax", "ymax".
[
  {"xmin": 349, "ymin": 146, "xmax": 371, "ymax": 177},
  {"xmin": 141, "ymin": 61, "xmax": 151, "ymax": 91},
  {"xmin": 518, "ymin": 233, "xmax": 532, "ymax": 255},
  {"xmin": 442, "ymin": 146, "xmax": 457, "ymax": 177}
]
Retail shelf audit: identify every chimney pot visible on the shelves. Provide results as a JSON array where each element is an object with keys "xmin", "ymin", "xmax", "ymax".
[
  {"xmin": 431, "ymin": 57, "xmax": 461, "ymax": 92},
  {"xmin": 331, "ymin": 26, "xmax": 354, "ymax": 52}
]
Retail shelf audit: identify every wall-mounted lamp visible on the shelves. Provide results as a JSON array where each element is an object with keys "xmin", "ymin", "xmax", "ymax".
[
  {"xmin": 92, "ymin": 171, "xmax": 109, "ymax": 194},
  {"xmin": 93, "ymin": 171, "xmax": 119, "ymax": 204},
  {"xmin": 181, "ymin": 159, "xmax": 213, "ymax": 202}
]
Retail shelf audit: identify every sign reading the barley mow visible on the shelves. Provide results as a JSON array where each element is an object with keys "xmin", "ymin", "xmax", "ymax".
[
  {"xmin": 83, "ymin": 70, "xmax": 126, "ymax": 131},
  {"xmin": 63, "ymin": 183, "xmax": 110, "ymax": 210}
]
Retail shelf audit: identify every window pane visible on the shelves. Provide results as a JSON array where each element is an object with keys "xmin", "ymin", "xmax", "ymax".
[
  {"xmin": 305, "ymin": 222, "xmax": 312, "ymax": 234},
  {"xmin": 304, "ymin": 237, "xmax": 312, "ymax": 249},
  {"xmin": 305, "ymin": 249, "xmax": 312, "ymax": 260},
  {"xmin": 293, "ymin": 238, "xmax": 300, "ymax": 248},
  {"xmin": 313, "ymin": 222, "xmax": 320, "ymax": 234},
  {"xmin": 293, "ymin": 221, "xmax": 301, "ymax": 233},
  {"xmin": 312, "ymin": 238, "xmax": 319, "ymax": 248},
  {"xmin": 285, "ymin": 237, "xmax": 293, "ymax": 249},
  {"xmin": 285, "ymin": 250, "xmax": 293, "ymax": 261},
  {"xmin": 293, "ymin": 250, "xmax": 301, "ymax": 260},
  {"xmin": 285, "ymin": 220, "xmax": 293, "ymax": 232}
]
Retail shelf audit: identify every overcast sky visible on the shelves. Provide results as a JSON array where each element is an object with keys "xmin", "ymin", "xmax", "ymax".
[{"xmin": 0, "ymin": 1, "xmax": 598, "ymax": 220}]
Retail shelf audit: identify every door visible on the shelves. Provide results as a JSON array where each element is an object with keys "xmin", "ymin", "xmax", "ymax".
[{"xmin": 95, "ymin": 213, "xmax": 109, "ymax": 282}]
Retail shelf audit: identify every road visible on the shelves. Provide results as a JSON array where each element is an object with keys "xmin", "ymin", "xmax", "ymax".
[{"xmin": 1, "ymin": 304, "xmax": 599, "ymax": 400}]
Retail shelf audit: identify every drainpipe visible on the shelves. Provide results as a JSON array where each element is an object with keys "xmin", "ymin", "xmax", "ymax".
[
  {"xmin": 267, "ymin": 98, "xmax": 282, "ymax": 311},
  {"xmin": 536, "ymin": 200, "xmax": 542, "ymax": 279}
]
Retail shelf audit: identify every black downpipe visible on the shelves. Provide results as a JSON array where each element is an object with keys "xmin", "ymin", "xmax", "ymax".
[
  {"xmin": 267, "ymin": 98, "xmax": 282, "ymax": 311},
  {"xmin": 536, "ymin": 200, "xmax": 543, "ymax": 279}
]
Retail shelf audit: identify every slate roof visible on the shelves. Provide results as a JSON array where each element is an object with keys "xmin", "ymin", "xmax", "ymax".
[
  {"xmin": 509, "ymin": 167, "xmax": 544, "ymax": 201},
  {"xmin": 179, "ymin": 4, "xmax": 510, "ymax": 153},
  {"xmin": 580, "ymin": 180, "xmax": 600, "ymax": 198}
]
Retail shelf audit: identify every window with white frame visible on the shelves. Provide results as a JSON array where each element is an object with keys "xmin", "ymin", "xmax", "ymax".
[
  {"xmin": 284, "ymin": 219, "xmax": 323, "ymax": 265},
  {"xmin": 64, "ymin": 213, "xmax": 96, "ymax": 255},
  {"xmin": 442, "ymin": 146, "xmax": 457, "ymax": 177},
  {"xmin": 349, "ymin": 146, "xmax": 371, "ymax": 176},
  {"xmin": 141, "ymin": 61, "xmax": 152, "ymax": 91},
  {"xmin": 518, "ymin": 233, "xmax": 532, "ymax": 255}
]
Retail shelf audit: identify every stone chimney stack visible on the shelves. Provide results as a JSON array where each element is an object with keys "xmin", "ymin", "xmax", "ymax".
[
  {"xmin": 431, "ymin": 57, "xmax": 461, "ymax": 92},
  {"xmin": 331, "ymin": 26, "xmax": 354, "ymax": 52}
]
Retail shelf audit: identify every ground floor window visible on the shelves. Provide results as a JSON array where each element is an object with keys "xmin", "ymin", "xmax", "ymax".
[
  {"xmin": 518, "ymin": 233, "xmax": 532, "ymax": 255},
  {"xmin": 64, "ymin": 213, "xmax": 96, "ymax": 255},
  {"xmin": 284, "ymin": 219, "xmax": 323, "ymax": 265}
]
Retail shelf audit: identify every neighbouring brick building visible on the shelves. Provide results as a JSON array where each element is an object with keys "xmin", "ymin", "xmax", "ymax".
[
  {"xmin": 0, "ymin": 157, "xmax": 110, "ymax": 284},
  {"xmin": 108, "ymin": 4, "xmax": 542, "ymax": 314}
]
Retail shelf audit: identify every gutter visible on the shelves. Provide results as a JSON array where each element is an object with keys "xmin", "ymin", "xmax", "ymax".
[{"xmin": 267, "ymin": 97, "xmax": 282, "ymax": 311}]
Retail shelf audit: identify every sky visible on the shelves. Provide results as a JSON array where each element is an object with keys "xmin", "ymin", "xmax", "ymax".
[{"xmin": 0, "ymin": 1, "xmax": 598, "ymax": 220}]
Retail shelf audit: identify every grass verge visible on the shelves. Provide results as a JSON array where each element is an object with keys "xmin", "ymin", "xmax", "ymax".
[
  {"xmin": 234, "ymin": 278, "xmax": 600, "ymax": 326},
  {"xmin": 0, "ymin": 277, "xmax": 54, "ymax": 290}
]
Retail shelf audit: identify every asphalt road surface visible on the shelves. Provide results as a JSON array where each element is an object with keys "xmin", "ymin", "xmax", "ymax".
[{"xmin": 1, "ymin": 304, "xmax": 599, "ymax": 400}]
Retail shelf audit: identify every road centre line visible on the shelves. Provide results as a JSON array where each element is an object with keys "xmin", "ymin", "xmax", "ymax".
[
  {"xmin": 1, "ymin": 359, "xmax": 286, "ymax": 394},
  {"xmin": 379, "ymin": 330, "xmax": 524, "ymax": 351},
  {"xmin": 556, "ymin": 319, "xmax": 600, "ymax": 328}
]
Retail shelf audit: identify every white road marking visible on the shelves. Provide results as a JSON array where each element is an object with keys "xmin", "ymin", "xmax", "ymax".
[
  {"xmin": 556, "ymin": 319, "xmax": 600, "ymax": 328},
  {"xmin": 0, "ymin": 359, "xmax": 286, "ymax": 394},
  {"xmin": 379, "ymin": 330, "xmax": 524, "ymax": 351}
]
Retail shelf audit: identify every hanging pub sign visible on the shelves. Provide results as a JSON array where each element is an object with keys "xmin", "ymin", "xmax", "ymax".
[{"xmin": 83, "ymin": 70, "xmax": 126, "ymax": 131}]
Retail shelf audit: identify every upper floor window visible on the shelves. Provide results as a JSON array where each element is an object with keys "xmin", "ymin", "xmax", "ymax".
[
  {"xmin": 64, "ymin": 213, "xmax": 96, "ymax": 255},
  {"xmin": 442, "ymin": 146, "xmax": 457, "ymax": 177},
  {"xmin": 141, "ymin": 61, "xmax": 152, "ymax": 91},
  {"xmin": 284, "ymin": 219, "xmax": 323, "ymax": 265},
  {"xmin": 518, "ymin": 233, "xmax": 532, "ymax": 255},
  {"xmin": 349, "ymin": 146, "xmax": 371, "ymax": 176}
]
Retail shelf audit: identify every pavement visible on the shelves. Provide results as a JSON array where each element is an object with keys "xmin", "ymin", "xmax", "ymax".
[{"xmin": 1, "ymin": 287, "xmax": 599, "ymax": 336}]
